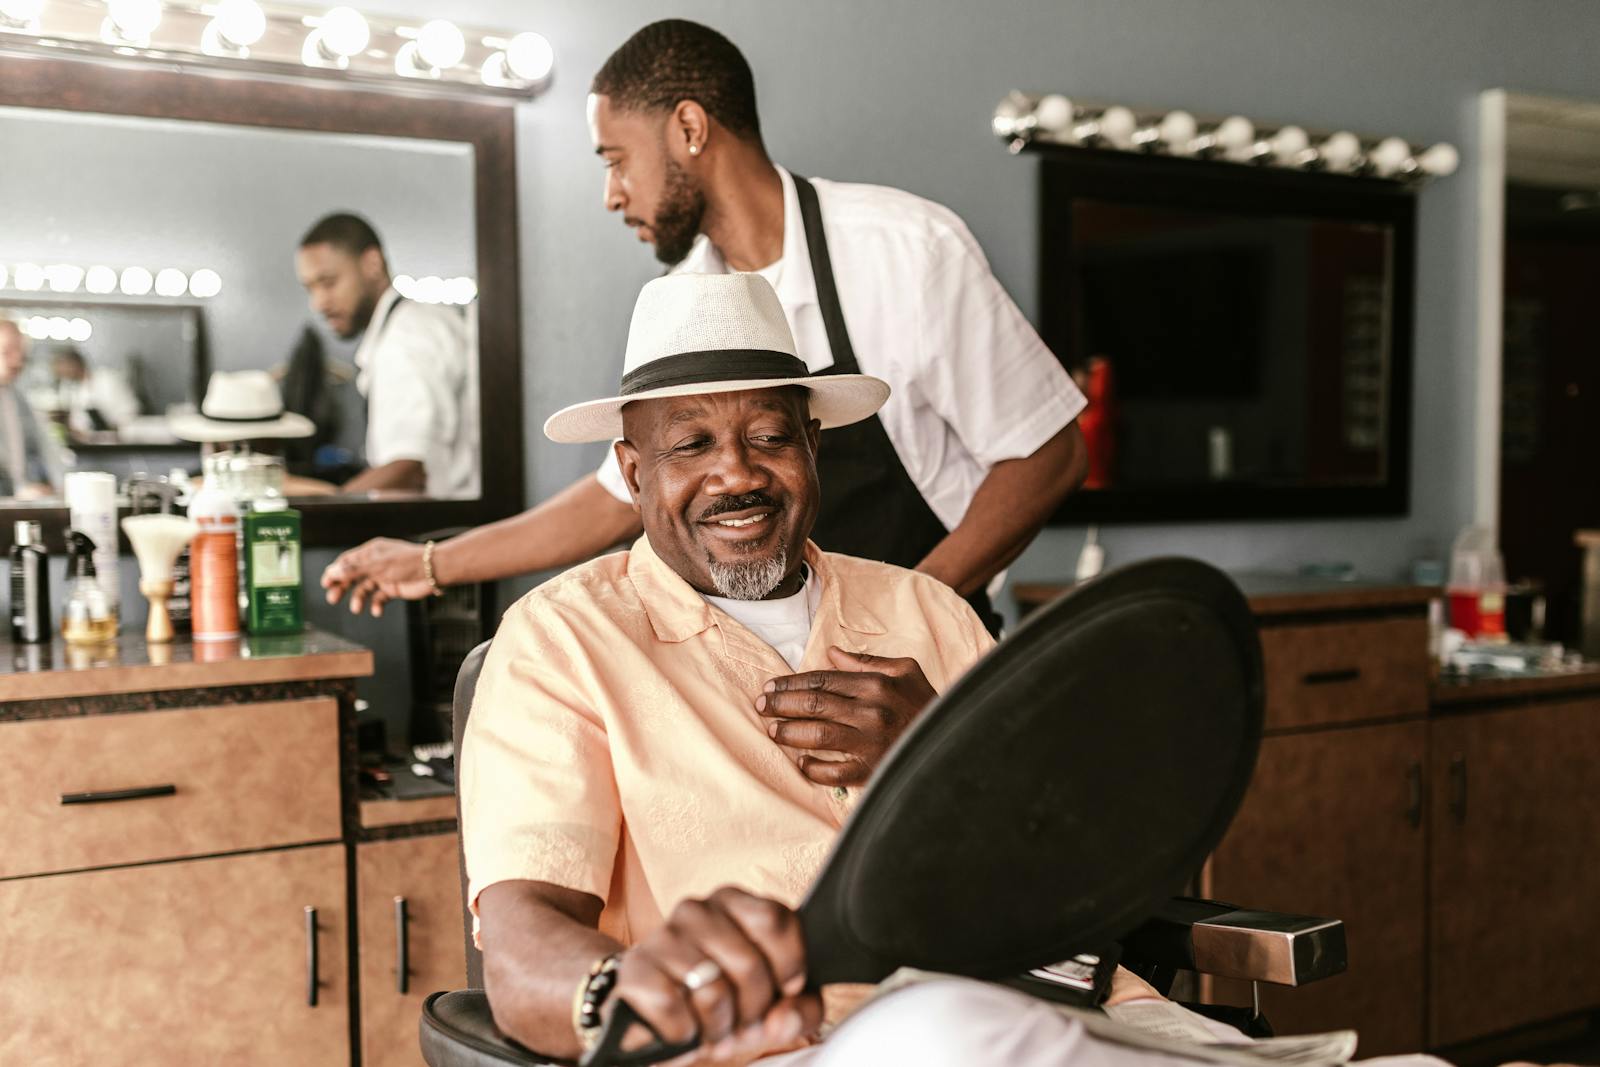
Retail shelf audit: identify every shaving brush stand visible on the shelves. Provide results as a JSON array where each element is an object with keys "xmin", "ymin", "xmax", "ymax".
[
  {"xmin": 139, "ymin": 579, "xmax": 177, "ymax": 644},
  {"xmin": 121, "ymin": 514, "xmax": 198, "ymax": 647}
]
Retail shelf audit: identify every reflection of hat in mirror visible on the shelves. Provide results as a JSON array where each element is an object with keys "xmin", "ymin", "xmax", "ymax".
[{"xmin": 169, "ymin": 370, "xmax": 315, "ymax": 442}]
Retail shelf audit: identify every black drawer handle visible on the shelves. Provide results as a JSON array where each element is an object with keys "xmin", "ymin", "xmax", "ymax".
[
  {"xmin": 60, "ymin": 784, "xmax": 177, "ymax": 806},
  {"xmin": 395, "ymin": 896, "xmax": 409, "ymax": 995},
  {"xmin": 1405, "ymin": 762, "xmax": 1423, "ymax": 828},
  {"xmin": 1302, "ymin": 668, "xmax": 1362, "ymax": 686},
  {"xmin": 305, "ymin": 906, "xmax": 320, "ymax": 1007}
]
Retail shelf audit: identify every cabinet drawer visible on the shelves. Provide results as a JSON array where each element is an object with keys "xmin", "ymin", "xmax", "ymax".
[
  {"xmin": 0, "ymin": 697, "xmax": 342, "ymax": 878},
  {"xmin": 0, "ymin": 843, "xmax": 350, "ymax": 1066},
  {"xmin": 1259, "ymin": 616, "xmax": 1428, "ymax": 729}
]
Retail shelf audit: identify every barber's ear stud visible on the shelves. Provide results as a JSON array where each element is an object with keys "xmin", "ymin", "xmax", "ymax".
[{"xmin": 688, "ymin": 144, "xmax": 700, "ymax": 156}]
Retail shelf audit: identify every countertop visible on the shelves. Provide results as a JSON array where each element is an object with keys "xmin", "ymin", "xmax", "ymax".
[
  {"xmin": 1013, "ymin": 571, "xmax": 1438, "ymax": 617},
  {"xmin": 0, "ymin": 627, "xmax": 373, "ymax": 702},
  {"xmin": 1430, "ymin": 662, "xmax": 1600, "ymax": 707}
]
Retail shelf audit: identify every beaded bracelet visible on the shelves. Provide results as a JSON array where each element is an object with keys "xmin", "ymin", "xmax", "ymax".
[
  {"xmin": 421, "ymin": 540, "xmax": 446, "ymax": 597},
  {"xmin": 573, "ymin": 952, "xmax": 623, "ymax": 1050}
]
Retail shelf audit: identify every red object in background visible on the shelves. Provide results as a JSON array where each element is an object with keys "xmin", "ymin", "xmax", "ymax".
[
  {"xmin": 1447, "ymin": 590, "xmax": 1507, "ymax": 639},
  {"xmin": 1077, "ymin": 356, "xmax": 1116, "ymax": 489}
]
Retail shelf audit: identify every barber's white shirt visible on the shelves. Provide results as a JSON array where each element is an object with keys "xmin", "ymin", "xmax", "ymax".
[
  {"xmin": 598, "ymin": 166, "xmax": 1086, "ymax": 535},
  {"xmin": 353, "ymin": 287, "xmax": 480, "ymax": 498}
]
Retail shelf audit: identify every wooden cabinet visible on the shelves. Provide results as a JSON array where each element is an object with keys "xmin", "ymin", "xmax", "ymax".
[
  {"xmin": 1258, "ymin": 616, "xmax": 1429, "ymax": 730},
  {"xmin": 1207, "ymin": 722, "xmax": 1428, "ymax": 1056},
  {"xmin": 358, "ymin": 832, "xmax": 467, "ymax": 1067},
  {"xmin": 0, "ymin": 629, "xmax": 372, "ymax": 1066},
  {"xmin": 1428, "ymin": 699, "xmax": 1600, "ymax": 1047},
  {"xmin": 0, "ymin": 843, "xmax": 350, "ymax": 1066}
]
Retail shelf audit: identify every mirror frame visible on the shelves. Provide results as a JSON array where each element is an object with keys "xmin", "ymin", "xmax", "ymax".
[{"xmin": 0, "ymin": 52, "xmax": 524, "ymax": 547}]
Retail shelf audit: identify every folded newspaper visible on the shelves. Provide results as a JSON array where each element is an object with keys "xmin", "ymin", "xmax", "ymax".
[{"xmin": 871, "ymin": 970, "xmax": 1359, "ymax": 1067}]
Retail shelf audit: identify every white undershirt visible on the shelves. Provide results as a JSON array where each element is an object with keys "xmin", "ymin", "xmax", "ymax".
[{"xmin": 702, "ymin": 565, "xmax": 822, "ymax": 671}]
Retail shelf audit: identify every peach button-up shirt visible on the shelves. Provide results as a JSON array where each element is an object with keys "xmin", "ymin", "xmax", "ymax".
[{"xmin": 461, "ymin": 535, "xmax": 994, "ymax": 945}]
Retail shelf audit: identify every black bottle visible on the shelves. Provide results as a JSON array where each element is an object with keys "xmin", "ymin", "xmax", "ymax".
[{"xmin": 10, "ymin": 520, "xmax": 51, "ymax": 643}]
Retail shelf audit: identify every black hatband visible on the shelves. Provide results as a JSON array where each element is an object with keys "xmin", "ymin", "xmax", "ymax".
[{"xmin": 619, "ymin": 349, "xmax": 807, "ymax": 396}]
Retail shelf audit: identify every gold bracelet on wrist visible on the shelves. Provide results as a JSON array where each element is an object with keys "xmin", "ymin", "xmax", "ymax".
[
  {"xmin": 421, "ymin": 540, "xmax": 446, "ymax": 598},
  {"xmin": 573, "ymin": 952, "xmax": 623, "ymax": 1051}
]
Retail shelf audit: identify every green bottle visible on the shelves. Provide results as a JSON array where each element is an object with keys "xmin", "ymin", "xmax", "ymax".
[{"xmin": 243, "ymin": 498, "xmax": 303, "ymax": 635}]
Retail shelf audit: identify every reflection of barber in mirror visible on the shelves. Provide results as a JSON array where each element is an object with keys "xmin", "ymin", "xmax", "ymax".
[
  {"xmin": 322, "ymin": 19, "xmax": 1086, "ymax": 626},
  {"xmin": 0, "ymin": 320, "xmax": 64, "ymax": 499},
  {"xmin": 48, "ymin": 346, "xmax": 141, "ymax": 433},
  {"xmin": 293, "ymin": 212, "xmax": 478, "ymax": 498}
]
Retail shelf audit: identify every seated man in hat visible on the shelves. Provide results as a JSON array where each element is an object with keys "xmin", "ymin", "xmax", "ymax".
[{"xmin": 465, "ymin": 274, "xmax": 1454, "ymax": 1067}]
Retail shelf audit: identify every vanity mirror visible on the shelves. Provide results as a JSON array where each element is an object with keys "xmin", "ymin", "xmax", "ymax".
[
  {"xmin": 1030, "ymin": 146, "xmax": 1416, "ymax": 523},
  {"xmin": 0, "ymin": 51, "xmax": 523, "ymax": 545}
]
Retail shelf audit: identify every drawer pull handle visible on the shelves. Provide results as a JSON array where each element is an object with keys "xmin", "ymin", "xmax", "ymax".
[
  {"xmin": 1448, "ymin": 755, "xmax": 1468, "ymax": 824},
  {"xmin": 1405, "ymin": 762, "xmax": 1423, "ymax": 828},
  {"xmin": 1302, "ymin": 668, "xmax": 1361, "ymax": 686},
  {"xmin": 305, "ymin": 906, "xmax": 319, "ymax": 1007},
  {"xmin": 60, "ymin": 784, "xmax": 177, "ymax": 805},
  {"xmin": 395, "ymin": 896, "xmax": 410, "ymax": 995}
]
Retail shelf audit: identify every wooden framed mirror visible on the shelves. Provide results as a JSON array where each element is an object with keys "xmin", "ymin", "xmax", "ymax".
[{"xmin": 0, "ymin": 51, "xmax": 524, "ymax": 545}]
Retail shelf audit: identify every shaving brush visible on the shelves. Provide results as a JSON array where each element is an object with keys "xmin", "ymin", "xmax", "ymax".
[{"xmin": 121, "ymin": 515, "xmax": 198, "ymax": 644}]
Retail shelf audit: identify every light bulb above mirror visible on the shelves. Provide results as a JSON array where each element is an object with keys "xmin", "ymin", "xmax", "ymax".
[
  {"xmin": 991, "ymin": 93, "xmax": 1456, "ymax": 186},
  {"xmin": 5, "ymin": 2, "xmax": 553, "ymax": 98}
]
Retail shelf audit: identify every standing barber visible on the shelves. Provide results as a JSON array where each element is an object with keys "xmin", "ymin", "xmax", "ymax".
[{"xmin": 323, "ymin": 19, "xmax": 1085, "ymax": 631}]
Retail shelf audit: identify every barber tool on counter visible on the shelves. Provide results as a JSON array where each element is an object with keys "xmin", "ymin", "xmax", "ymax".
[
  {"xmin": 121, "ymin": 514, "xmax": 199, "ymax": 644},
  {"xmin": 128, "ymin": 472, "xmax": 194, "ymax": 634},
  {"xmin": 10, "ymin": 520, "xmax": 51, "ymax": 644},
  {"xmin": 61, "ymin": 530, "xmax": 118, "ymax": 646},
  {"xmin": 64, "ymin": 471, "xmax": 120, "ymax": 612}
]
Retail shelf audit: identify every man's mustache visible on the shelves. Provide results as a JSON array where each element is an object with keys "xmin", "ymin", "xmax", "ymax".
[{"xmin": 701, "ymin": 492, "xmax": 780, "ymax": 521}]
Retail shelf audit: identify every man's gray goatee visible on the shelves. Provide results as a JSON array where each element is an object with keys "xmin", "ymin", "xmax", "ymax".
[{"xmin": 708, "ymin": 549, "xmax": 788, "ymax": 601}]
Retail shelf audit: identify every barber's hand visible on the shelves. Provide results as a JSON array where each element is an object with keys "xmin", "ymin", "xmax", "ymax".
[
  {"xmin": 756, "ymin": 647, "xmax": 937, "ymax": 787},
  {"xmin": 610, "ymin": 887, "xmax": 822, "ymax": 1064},
  {"xmin": 320, "ymin": 538, "xmax": 434, "ymax": 617}
]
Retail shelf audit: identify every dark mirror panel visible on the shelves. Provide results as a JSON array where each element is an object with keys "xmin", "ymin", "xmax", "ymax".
[{"xmin": 1038, "ymin": 152, "xmax": 1415, "ymax": 523}]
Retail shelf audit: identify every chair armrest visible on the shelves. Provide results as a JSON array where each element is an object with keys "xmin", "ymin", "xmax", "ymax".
[{"xmin": 1119, "ymin": 897, "xmax": 1347, "ymax": 987}]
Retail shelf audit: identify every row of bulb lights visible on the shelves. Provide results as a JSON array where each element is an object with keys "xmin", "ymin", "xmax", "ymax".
[
  {"xmin": 1, "ymin": 262, "xmax": 222, "ymax": 299},
  {"xmin": 19, "ymin": 315, "xmax": 95, "ymax": 343},
  {"xmin": 993, "ymin": 93, "xmax": 1459, "ymax": 181},
  {"xmin": 0, "ymin": 1, "xmax": 554, "ymax": 92}
]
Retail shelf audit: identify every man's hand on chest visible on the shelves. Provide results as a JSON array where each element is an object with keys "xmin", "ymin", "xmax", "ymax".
[{"xmin": 754, "ymin": 646, "xmax": 937, "ymax": 787}]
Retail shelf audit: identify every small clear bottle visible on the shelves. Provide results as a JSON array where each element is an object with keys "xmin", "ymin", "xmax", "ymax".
[{"xmin": 61, "ymin": 529, "xmax": 118, "ymax": 645}]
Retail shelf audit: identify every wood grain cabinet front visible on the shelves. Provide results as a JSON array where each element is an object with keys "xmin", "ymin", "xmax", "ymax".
[
  {"xmin": 1258, "ymin": 617, "xmax": 1429, "ymax": 730},
  {"xmin": 357, "ymin": 833, "xmax": 467, "ymax": 1067},
  {"xmin": 0, "ymin": 843, "xmax": 351, "ymax": 1066},
  {"xmin": 1428, "ymin": 699, "xmax": 1600, "ymax": 1048},
  {"xmin": 0, "ymin": 697, "xmax": 343, "ymax": 879},
  {"xmin": 1207, "ymin": 721, "xmax": 1429, "ymax": 1056}
]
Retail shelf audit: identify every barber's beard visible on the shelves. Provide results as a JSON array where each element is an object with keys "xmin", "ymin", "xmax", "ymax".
[
  {"xmin": 708, "ymin": 547, "xmax": 788, "ymax": 601},
  {"xmin": 650, "ymin": 158, "xmax": 708, "ymax": 266}
]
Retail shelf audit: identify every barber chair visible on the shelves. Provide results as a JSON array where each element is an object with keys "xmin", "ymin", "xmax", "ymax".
[{"xmin": 420, "ymin": 559, "xmax": 1349, "ymax": 1067}]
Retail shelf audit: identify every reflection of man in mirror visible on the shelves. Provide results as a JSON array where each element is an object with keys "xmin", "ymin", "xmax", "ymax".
[
  {"xmin": 294, "ymin": 212, "xmax": 478, "ymax": 498},
  {"xmin": 49, "ymin": 347, "xmax": 141, "ymax": 432},
  {"xmin": 0, "ymin": 320, "xmax": 64, "ymax": 499}
]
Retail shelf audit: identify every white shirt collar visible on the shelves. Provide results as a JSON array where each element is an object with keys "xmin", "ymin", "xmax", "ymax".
[
  {"xmin": 353, "ymin": 285, "xmax": 403, "ymax": 374},
  {"xmin": 673, "ymin": 166, "xmax": 819, "ymax": 309}
]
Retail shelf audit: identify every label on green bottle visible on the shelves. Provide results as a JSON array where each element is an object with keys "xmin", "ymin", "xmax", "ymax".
[{"xmin": 245, "ymin": 507, "xmax": 302, "ymax": 634}]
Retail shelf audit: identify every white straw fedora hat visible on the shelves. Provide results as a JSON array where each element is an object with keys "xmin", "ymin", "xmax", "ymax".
[
  {"xmin": 169, "ymin": 370, "xmax": 315, "ymax": 443},
  {"xmin": 543, "ymin": 273, "xmax": 889, "ymax": 443}
]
